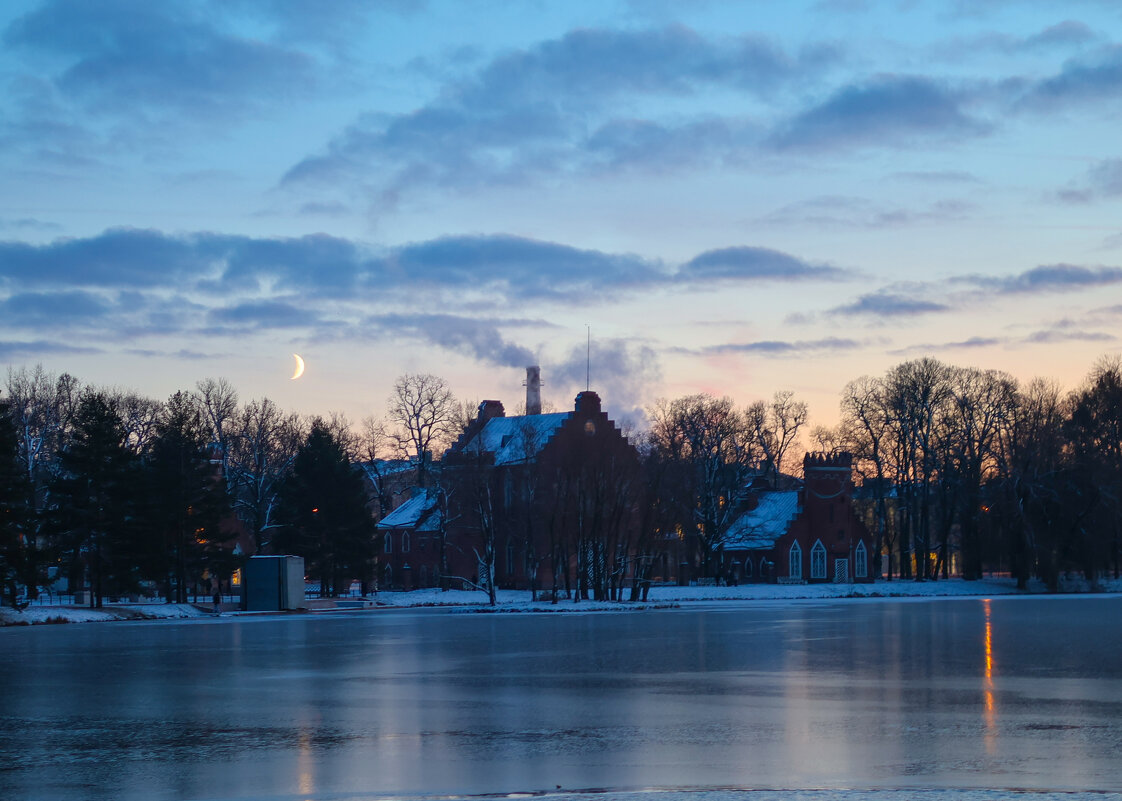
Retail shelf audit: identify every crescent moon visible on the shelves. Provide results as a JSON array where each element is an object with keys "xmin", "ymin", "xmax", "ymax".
[{"xmin": 291, "ymin": 353, "xmax": 305, "ymax": 380}]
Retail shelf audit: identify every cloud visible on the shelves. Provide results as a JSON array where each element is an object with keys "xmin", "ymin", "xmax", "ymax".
[
  {"xmin": 889, "ymin": 170, "xmax": 981, "ymax": 184},
  {"xmin": 0, "ymin": 228, "xmax": 670, "ymax": 305},
  {"xmin": 1020, "ymin": 45, "xmax": 1122, "ymax": 110},
  {"xmin": 4, "ymin": 0, "xmax": 315, "ymax": 117},
  {"xmin": 0, "ymin": 290, "xmax": 113, "ymax": 325},
  {"xmin": 768, "ymin": 75, "xmax": 988, "ymax": 151},
  {"xmin": 826, "ymin": 293, "xmax": 952, "ymax": 317},
  {"xmin": 1025, "ymin": 328, "xmax": 1115, "ymax": 344},
  {"xmin": 704, "ymin": 337, "xmax": 863, "ymax": 356},
  {"xmin": 0, "ymin": 339, "xmax": 102, "ymax": 359},
  {"xmin": 677, "ymin": 246, "xmax": 848, "ymax": 282},
  {"xmin": 368, "ymin": 234, "xmax": 665, "ymax": 303},
  {"xmin": 125, "ymin": 347, "xmax": 219, "ymax": 360},
  {"xmin": 551, "ymin": 338, "xmax": 661, "ymax": 420},
  {"xmin": 1024, "ymin": 21, "xmax": 1099, "ymax": 51},
  {"xmin": 959, "ymin": 263, "xmax": 1122, "ymax": 293},
  {"xmin": 281, "ymin": 25, "xmax": 841, "ymax": 198},
  {"xmin": 1056, "ymin": 159, "xmax": 1122, "ymax": 204},
  {"xmin": 361, "ymin": 313, "xmax": 539, "ymax": 368},
  {"xmin": 206, "ymin": 300, "xmax": 330, "ymax": 330},
  {"xmin": 929, "ymin": 21, "xmax": 1101, "ymax": 61},
  {"xmin": 889, "ymin": 336, "xmax": 1004, "ymax": 355},
  {"xmin": 0, "ymin": 217, "xmax": 63, "ymax": 233},
  {"xmin": 761, "ymin": 195, "xmax": 976, "ymax": 228},
  {"xmin": 0, "ymin": 227, "xmax": 222, "ymax": 289}
]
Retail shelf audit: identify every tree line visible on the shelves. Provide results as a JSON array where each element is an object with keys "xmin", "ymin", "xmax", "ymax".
[{"xmin": 2, "ymin": 355, "xmax": 1120, "ymax": 606}]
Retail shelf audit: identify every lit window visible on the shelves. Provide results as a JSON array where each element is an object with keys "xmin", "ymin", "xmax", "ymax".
[{"xmin": 811, "ymin": 540, "xmax": 827, "ymax": 579}]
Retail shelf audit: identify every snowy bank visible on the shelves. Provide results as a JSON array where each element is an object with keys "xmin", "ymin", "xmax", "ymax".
[
  {"xmin": 376, "ymin": 575, "xmax": 1122, "ymax": 611},
  {"xmin": 0, "ymin": 602, "xmax": 207, "ymax": 627},
  {"xmin": 6, "ymin": 577, "xmax": 1120, "ymax": 626}
]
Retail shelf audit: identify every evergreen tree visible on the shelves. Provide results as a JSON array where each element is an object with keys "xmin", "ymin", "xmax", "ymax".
[
  {"xmin": 49, "ymin": 392, "xmax": 138, "ymax": 608},
  {"xmin": 0, "ymin": 395, "xmax": 34, "ymax": 606},
  {"xmin": 145, "ymin": 391, "xmax": 235, "ymax": 603},
  {"xmin": 275, "ymin": 419, "xmax": 376, "ymax": 596}
]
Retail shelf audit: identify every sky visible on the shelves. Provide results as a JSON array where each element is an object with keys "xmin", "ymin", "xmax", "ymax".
[{"xmin": 2, "ymin": 0, "xmax": 1121, "ymax": 430}]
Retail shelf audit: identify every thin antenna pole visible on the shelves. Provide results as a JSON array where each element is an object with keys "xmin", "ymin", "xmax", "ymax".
[{"xmin": 586, "ymin": 325, "xmax": 590, "ymax": 391}]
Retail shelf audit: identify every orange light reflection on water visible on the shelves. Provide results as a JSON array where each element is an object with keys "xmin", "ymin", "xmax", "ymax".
[{"xmin": 983, "ymin": 598, "xmax": 996, "ymax": 753}]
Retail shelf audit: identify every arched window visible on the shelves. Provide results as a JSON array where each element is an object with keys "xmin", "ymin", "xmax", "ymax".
[
  {"xmin": 811, "ymin": 540, "xmax": 827, "ymax": 579},
  {"xmin": 402, "ymin": 532, "xmax": 410, "ymax": 553},
  {"xmin": 760, "ymin": 557, "xmax": 770, "ymax": 578},
  {"xmin": 855, "ymin": 540, "xmax": 868, "ymax": 579},
  {"xmin": 744, "ymin": 557, "xmax": 754, "ymax": 579},
  {"xmin": 384, "ymin": 534, "xmax": 392, "ymax": 554},
  {"xmin": 789, "ymin": 541, "xmax": 802, "ymax": 578},
  {"xmin": 383, "ymin": 565, "xmax": 393, "ymax": 588}
]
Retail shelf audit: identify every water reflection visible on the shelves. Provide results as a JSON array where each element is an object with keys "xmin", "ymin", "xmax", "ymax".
[
  {"xmin": 983, "ymin": 598, "xmax": 997, "ymax": 754},
  {"xmin": 298, "ymin": 728, "xmax": 314, "ymax": 797},
  {"xmin": 2, "ymin": 599, "xmax": 1122, "ymax": 800}
]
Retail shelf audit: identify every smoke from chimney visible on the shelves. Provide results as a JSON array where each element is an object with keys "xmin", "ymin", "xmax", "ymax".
[{"xmin": 525, "ymin": 366, "xmax": 542, "ymax": 415}]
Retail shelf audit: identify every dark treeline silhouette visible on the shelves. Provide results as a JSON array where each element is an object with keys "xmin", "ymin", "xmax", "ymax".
[
  {"xmin": 0, "ymin": 367, "xmax": 374, "ymax": 607},
  {"xmin": 2, "ymin": 354, "xmax": 1120, "ymax": 606}
]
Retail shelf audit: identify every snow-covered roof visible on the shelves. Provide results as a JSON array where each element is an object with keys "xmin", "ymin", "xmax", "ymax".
[
  {"xmin": 359, "ymin": 460, "xmax": 415, "ymax": 480},
  {"xmin": 459, "ymin": 412, "xmax": 571, "ymax": 466},
  {"xmin": 377, "ymin": 491, "xmax": 441, "ymax": 531},
  {"xmin": 723, "ymin": 491, "xmax": 801, "ymax": 550}
]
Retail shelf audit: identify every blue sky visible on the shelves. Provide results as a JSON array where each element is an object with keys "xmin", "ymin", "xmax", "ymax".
[{"xmin": 2, "ymin": 0, "xmax": 1121, "ymax": 426}]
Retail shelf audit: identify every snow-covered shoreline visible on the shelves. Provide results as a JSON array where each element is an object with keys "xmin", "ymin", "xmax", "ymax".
[
  {"xmin": 4, "ymin": 576, "xmax": 1120, "ymax": 627},
  {"xmin": 0, "ymin": 602, "xmax": 208, "ymax": 626}
]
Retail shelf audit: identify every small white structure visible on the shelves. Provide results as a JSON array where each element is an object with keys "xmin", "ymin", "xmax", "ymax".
[{"xmin": 243, "ymin": 555, "xmax": 307, "ymax": 612}]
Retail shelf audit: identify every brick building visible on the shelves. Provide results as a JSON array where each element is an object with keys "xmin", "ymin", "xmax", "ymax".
[
  {"xmin": 378, "ymin": 368, "xmax": 638, "ymax": 595},
  {"xmin": 723, "ymin": 452, "xmax": 873, "ymax": 583}
]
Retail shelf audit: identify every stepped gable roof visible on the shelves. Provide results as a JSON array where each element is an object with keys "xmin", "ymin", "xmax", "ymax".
[
  {"xmin": 458, "ymin": 411, "xmax": 571, "ymax": 466},
  {"xmin": 376, "ymin": 490, "xmax": 441, "ymax": 531},
  {"xmin": 723, "ymin": 490, "xmax": 801, "ymax": 550}
]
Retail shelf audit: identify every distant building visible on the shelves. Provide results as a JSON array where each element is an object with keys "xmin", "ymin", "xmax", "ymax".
[
  {"xmin": 378, "ymin": 367, "xmax": 638, "ymax": 594},
  {"xmin": 722, "ymin": 452, "xmax": 874, "ymax": 584}
]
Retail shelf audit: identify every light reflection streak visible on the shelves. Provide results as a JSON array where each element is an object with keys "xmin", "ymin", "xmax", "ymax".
[
  {"xmin": 983, "ymin": 598, "xmax": 996, "ymax": 753},
  {"xmin": 298, "ymin": 728, "xmax": 314, "ymax": 797}
]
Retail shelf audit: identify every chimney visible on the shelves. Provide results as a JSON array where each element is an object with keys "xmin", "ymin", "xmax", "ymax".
[
  {"xmin": 478, "ymin": 400, "xmax": 505, "ymax": 421},
  {"xmin": 525, "ymin": 365, "xmax": 542, "ymax": 415},
  {"xmin": 574, "ymin": 390, "xmax": 601, "ymax": 414}
]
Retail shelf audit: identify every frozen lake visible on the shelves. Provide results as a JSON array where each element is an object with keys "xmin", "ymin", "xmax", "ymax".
[{"xmin": 2, "ymin": 597, "xmax": 1122, "ymax": 801}]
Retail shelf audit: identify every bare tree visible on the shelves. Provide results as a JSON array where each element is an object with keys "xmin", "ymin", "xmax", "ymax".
[
  {"xmin": 387, "ymin": 374, "xmax": 458, "ymax": 481},
  {"xmin": 746, "ymin": 390, "xmax": 808, "ymax": 487},
  {"xmin": 4, "ymin": 365, "xmax": 78, "ymax": 486},
  {"xmin": 943, "ymin": 367, "xmax": 1019, "ymax": 580},
  {"xmin": 110, "ymin": 389, "xmax": 163, "ymax": 456},
  {"xmin": 840, "ymin": 376, "xmax": 894, "ymax": 578},
  {"xmin": 648, "ymin": 394, "xmax": 754, "ymax": 579},
  {"xmin": 195, "ymin": 378, "xmax": 238, "ymax": 480},
  {"xmin": 885, "ymin": 358, "xmax": 953, "ymax": 580},
  {"xmin": 228, "ymin": 398, "xmax": 304, "ymax": 552}
]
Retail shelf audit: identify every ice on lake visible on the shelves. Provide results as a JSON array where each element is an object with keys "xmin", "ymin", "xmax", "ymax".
[{"xmin": 2, "ymin": 597, "xmax": 1121, "ymax": 801}]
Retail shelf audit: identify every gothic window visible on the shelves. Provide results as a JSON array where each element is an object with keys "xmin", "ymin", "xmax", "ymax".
[
  {"xmin": 811, "ymin": 540, "xmax": 827, "ymax": 579},
  {"xmin": 384, "ymin": 534, "xmax": 392, "ymax": 554},
  {"xmin": 789, "ymin": 541, "xmax": 802, "ymax": 578},
  {"xmin": 744, "ymin": 558, "xmax": 754, "ymax": 578},
  {"xmin": 855, "ymin": 541, "xmax": 868, "ymax": 579},
  {"xmin": 402, "ymin": 533, "xmax": 410, "ymax": 553}
]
